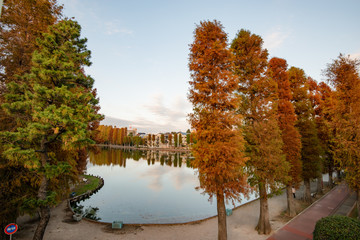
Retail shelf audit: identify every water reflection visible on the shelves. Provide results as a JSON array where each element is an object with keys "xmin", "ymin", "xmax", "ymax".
[
  {"xmin": 72, "ymin": 204, "xmax": 101, "ymax": 221},
  {"xmin": 76, "ymin": 148, "xmax": 253, "ymax": 224},
  {"xmin": 89, "ymin": 148, "xmax": 192, "ymax": 168}
]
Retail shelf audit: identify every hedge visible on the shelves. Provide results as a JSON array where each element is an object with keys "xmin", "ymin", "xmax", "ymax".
[{"xmin": 313, "ymin": 215, "xmax": 360, "ymax": 240}]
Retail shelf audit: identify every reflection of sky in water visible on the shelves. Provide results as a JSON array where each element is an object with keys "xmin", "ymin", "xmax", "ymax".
[{"xmin": 78, "ymin": 151, "xmax": 256, "ymax": 224}]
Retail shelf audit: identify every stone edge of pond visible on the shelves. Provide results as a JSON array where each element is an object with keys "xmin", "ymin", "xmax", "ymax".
[
  {"xmin": 67, "ymin": 175, "xmax": 104, "ymax": 216},
  {"xmin": 67, "ymin": 192, "xmax": 261, "ymax": 227}
]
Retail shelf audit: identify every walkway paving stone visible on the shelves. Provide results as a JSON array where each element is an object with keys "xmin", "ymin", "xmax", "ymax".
[{"xmin": 267, "ymin": 184, "xmax": 350, "ymax": 240}]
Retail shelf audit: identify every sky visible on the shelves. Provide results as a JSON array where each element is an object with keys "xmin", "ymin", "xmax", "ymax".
[{"xmin": 58, "ymin": 0, "xmax": 360, "ymax": 133}]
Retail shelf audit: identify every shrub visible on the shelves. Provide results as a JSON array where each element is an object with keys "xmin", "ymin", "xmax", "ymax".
[{"xmin": 313, "ymin": 215, "xmax": 360, "ymax": 240}]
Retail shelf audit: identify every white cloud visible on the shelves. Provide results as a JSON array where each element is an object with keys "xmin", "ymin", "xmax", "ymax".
[
  {"xmin": 263, "ymin": 29, "xmax": 290, "ymax": 51},
  {"xmin": 139, "ymin": 93, "xmax": 192, "ymax": 132},
  {"xmin": 104, "ymin": 20, "xmax": 133, "ymax": 35}
]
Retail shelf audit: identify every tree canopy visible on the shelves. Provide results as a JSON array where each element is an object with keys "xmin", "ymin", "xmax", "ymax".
[
  {"xmin": 1, "ymin": 19, "xmax": 102, "ymax": 240},
  {"xmin": 231, "ymin": 29, "xmax": 288, "ymax": 234},
  {"xmin": 188, "ymin": 20, "xmax": 248, "ymax": 240}
]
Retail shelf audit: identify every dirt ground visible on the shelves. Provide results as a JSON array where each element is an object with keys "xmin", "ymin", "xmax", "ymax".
[{"xmin": 14, "ymin": 184, "xmax": 320, "ymax": 240}]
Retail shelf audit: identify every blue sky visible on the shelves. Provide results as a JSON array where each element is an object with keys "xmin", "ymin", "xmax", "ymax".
[{"xmin": 58, "ymin": 0, "xmax": 360, "ymax": 133}]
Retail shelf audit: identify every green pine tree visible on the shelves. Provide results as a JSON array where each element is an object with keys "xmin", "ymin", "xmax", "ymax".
[{"xmin": 1, "ymin": 19, "xmax": 102, "ymax": 240}]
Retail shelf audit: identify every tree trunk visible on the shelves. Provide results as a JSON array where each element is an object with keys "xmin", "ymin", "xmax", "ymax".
[
  {"xmin": 33, "ymin": 138, "xmax": 50, "ymax": 240},
  {"xmin": 337, "ymin": 169, "xmax": 341, "ymax": 181},
  {"xmin": 357, "ymin": 190, "xmax": 360, "ymax": 220},
  {"xmin": 256, "ymin": 183, "xmax": 271, "ymax": 234},
  {"xmin": 33, "ymin": 205, "xmax": 50, "ymax": 240},
  {"xmin": 216, "ymin": 190, "xmax": 227, "ymax": 240},
  {"xmin": 317, "ymin": 176, "xmax": 323, "ymax": 194},
  {"xmin": 286, "ymin": 185, "xmax": 296, "ymax": 217},
  {"xmin": 33, "ymin": 175, "xmax": 50, "ymax": 240},
  {"xmin": 304, "ymin": 178, "xmax": 312, "ymax": 203},
  {"xmin": 328, "ymin": 169, "xmax": 333, "ymax": 188}
]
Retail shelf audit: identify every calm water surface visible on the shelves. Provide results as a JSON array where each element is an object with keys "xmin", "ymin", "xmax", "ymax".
[{"xmin": 73, "ymin": 148, "xmax": 255, "ymax": 224}]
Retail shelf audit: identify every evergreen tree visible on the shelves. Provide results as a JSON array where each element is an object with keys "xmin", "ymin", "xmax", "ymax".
[
  {"xmin": 186, "ymin": 129, "xmax": 191, "ymax": 144},
  {"xmin": 0, "ymin": 1, "xmax": 62, "ymax": 238},
  {"xmin": 1, "ymin": 20, "xmax": 102, "ymax": 240}
]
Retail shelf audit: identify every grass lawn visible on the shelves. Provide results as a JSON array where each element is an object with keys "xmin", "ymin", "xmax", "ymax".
[{"xmin": 72, "ymin": 175, "xmax": 100, "ymax": 197}]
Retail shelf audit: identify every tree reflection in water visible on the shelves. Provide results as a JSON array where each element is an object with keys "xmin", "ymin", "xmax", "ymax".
[
  {"xmin": 89, "ymin": 148, "xmax": 192, "ymax": 168},
  {"xmin": 71, "ymin": 203, "xmax": 101, "ymax": 221}
]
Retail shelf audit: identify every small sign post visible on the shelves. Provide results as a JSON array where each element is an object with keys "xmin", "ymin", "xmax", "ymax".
[{"xmin": 4, "ymin": 223, "xmax": 18, "ymax": 240}]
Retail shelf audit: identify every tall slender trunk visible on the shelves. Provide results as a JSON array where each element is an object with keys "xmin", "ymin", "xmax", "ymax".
[
  {"xmin": 317, "ymin": 176, "xmax": 323, "ymax": 194},
  {"xmin": 286, "ymin": 185, "xmax": 296, "ymax": 217},
  {"xmin": 357, "ymin": 190, "xmax": 360, "ymax": 220},
  {"xmin": 328, "ymin": 169, "xmax": 333, "ymax": 188},
  {"xmin": 256, "ymin": 183, "xmax": 271, "ymax": 234},
  {"xmin": 337, "ymin": 169, "xmax": 341, "ymax": 181},
  {"xmin": 33, "ymin": 138, "xmax": 50, "ymax": 240},
  {"xmin": 304, "ymin": 178, "xmax": 312, "ymax": 203},
  {"xmin": 216, "ymin": 190, "xmax": 227, "ymax": 240}
]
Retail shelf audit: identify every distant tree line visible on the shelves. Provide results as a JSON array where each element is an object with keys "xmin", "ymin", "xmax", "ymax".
[
  {"xmin": 96, "ymin": 125, "xmax": 196, "ymax": 148},
  {"xmin": 97, "ymin": 125, "xmax": 143, "ymax": 147}
]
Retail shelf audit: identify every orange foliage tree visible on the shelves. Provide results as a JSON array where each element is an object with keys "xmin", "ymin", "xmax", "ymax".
[
  {"xmin": 325, "ymin": 54, "xmax": 360, "ymax": 218},
  {"xmin": 308, "ymin": 80, "xmax": 336, "ymax": 187},
  {"xmin": 231, "ymin": 29, "xmax": 288, "ymax": 234},
  {"xmin": 288, "ymin": 67, "xmax": 322, "ymax": 203},
  {"xmin": 188, "ymin": 20, "xmax": 248, "ymax": 240},
  {"xmin": 268, "ymin": 57, "xmax": 302, "ymax": 217}
]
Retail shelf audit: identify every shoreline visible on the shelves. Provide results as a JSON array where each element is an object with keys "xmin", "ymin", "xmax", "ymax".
[{"xmin": 96, "ymin": 144, "xmax": 191, "ymax": 152}]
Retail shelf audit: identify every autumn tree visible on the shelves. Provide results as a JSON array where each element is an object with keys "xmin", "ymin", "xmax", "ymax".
[
  {"xmin": 178, "ymin": 133, "xmax": 183, "ymax": 146},
  {"xmin": 268, "ymin": 57, "xmax": 302, "ymax": 217},
  {"xmin": 309, "ymin": 80, "xmax": 336, "ymax": 187},
  {"xmin": 1, "ymin": 20, "xmax": 102, "ymax": 240},
  {"xmin": 161, "ymin": 133, "xmax": 165, "ymax": 144},
  {"xmin": 173, "ymin": 132, "xmax": 178, "ymax": 147},
  {"xmin": 152, "ymin": 134, "xmax": 156, "ymax": 147},
  {"xmin": 188, "ymin": 20, "xmax": 248, "ymax": 240},
  {"xmin": 325, "ymin": 54, "xmax": 360, "ymax": 219},
  {"xmin": 0, "ymin": 0, "xmax": 62, "ymax": 86},
  {"xmin": 231, "ymin": 29, "xmax": 289, "ymax": 234},
  {"xmin": 168, "ymin": 133, "xmax": 172, "ymax": 147},
  {"xmin": 288, "ymin": 67, "xmax": 322, "ymax": 203}
]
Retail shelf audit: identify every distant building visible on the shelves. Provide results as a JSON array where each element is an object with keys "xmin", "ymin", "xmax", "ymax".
[
  {"xmin": 127, "ymin": 126, "xmax": 137, "ymax": 136},
  {"xmin": 137, "ymin": 132, "xmax": 146, "ymax": 138}
]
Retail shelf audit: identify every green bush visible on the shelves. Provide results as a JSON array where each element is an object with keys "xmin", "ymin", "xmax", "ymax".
[{"xmin": 313, "ymin": 215, "xmax": 360, "ymax": 240}]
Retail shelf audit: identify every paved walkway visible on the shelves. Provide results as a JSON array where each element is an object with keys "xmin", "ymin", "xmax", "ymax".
[{"xmin": 267, "ymin": 184, "xmax": 353, "ymax": 240}]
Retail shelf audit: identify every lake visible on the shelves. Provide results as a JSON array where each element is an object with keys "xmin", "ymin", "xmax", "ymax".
[{"xmin": 71, "ymin": 148, "xmax": 256, "ymax": 224}]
